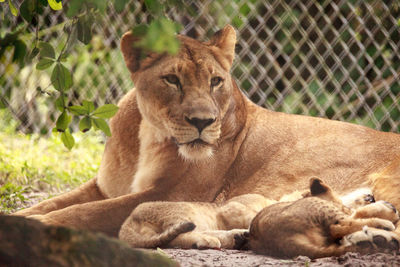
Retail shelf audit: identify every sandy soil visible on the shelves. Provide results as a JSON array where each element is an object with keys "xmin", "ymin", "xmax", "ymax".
[{"xmin": 163, "ymin": 249, "xmax": 400, "ymax": 267}]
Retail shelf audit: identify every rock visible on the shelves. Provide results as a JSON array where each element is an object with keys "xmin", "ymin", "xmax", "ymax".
[{"xmin": 0, "ymin": 215, "xmax": 178, "ymax": 267}]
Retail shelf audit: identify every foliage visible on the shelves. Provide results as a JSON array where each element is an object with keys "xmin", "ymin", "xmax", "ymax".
[
  {"xmin": 0, "ymin": 182, "xmax": 27, "ymax": 213},
  {"xmin": 0, "ymin": 110, "xmax": 103, "ymax": 212},
  {"xmin": 0, "ymin": 0, "xmax": 183, "ymax": 149}
]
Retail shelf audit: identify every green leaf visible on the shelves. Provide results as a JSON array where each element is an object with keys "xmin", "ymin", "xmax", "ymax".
[
  {"xmin": 138, "ymin": 18, "xmax": 182, "ymax": 55},
  {"xmin": 56, "ymin": 111, "xmax": 71, "ymax": 131},
  {"xmin": 92, "ymin": 104, "xmax": 119, "ymax": 118},
  {"xmin": 48, "ymin": 0, "xmax": 62, "ymax": 10},
  {"xmin": 0, "ymin": 0, "xmax": 5, "ymax": 2},
  {"xmin": 51, "ymin": 63, "xmax": 72, "ymax": 91},
  {"xmin": 68, "ymin": 105, "xmax": 87, "ymax": 115},
  {"xmin": 8, "ymin": 0, "xmax": 18, "ymax": 16},
  {"xmin": 92, "ymin": 118, "xmax": 111, "ymax": 137},
  {"xmin": 12, "ymin": 40, "xmax": 27, "ymax": 67},
  {"xmin": 55, "ymin": 95, "xmax": 67, "ymax": 112},
  {"xmin": 77, "ymin": 16, "xmax": 92, "ymax": 45},
  {"xmin": 82, "ymin": 100, "xmax": 95, "ymax": 113},
  {"xmin": 38, "ymin": 42, "xmax": 55, "ymax": 59},
  {"xmin": 79, "ymin": 116, "xmax": 92, "ymax": 132},
  {"xmin": 92, "ymin": 0, "xmax": 107, "ymax": 13},
  {"xmin": 132, "ymin": 24, "xmax": 148, "ymax": 37},
  {"xmin": 66, "ymin": 0, "xmax": 83, "ymax": 17},
  {"xmin": 114, "ymin": 0, "xmax": 129, "ymax": 13},
  {"xmin": 36, "ymin": 57, "xmax": 55, "ymax": 70},
  {"xmin": 144, "ymin": 0, "xmax": 163, "ymax": 15},
  {"xmin": 60, "ymin": 130, "xmax": 75, "ymax": 150},
  {"xmin": 20, "ymin": 0, "xmax": 35, "ymax": 22},
  {"xmin": 63, "ymin": 22, "xmax": 78, "ymax": 54}
]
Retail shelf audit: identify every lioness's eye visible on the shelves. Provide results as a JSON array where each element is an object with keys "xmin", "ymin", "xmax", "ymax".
[
  {"xmin": 163, "ymin": 74, "xmax": 180, "ymax": 86},
  {"xmin": 211, "ymin": 76, "xmax": 223, "ymax": 87}
]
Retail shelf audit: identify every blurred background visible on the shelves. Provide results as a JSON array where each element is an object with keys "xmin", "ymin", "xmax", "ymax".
[{"xmin": 1, "ymin": 0, "xmax": 400, "ymax": 134}]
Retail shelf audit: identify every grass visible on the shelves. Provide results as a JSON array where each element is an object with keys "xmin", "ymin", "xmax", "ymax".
[{"xmin": 0, "ymin": 113, "xmax": 104, "ymax": 213}]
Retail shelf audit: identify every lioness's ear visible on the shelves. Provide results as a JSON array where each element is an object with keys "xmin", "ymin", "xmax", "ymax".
[
  {"xmin": 309, "ymin": 177, "xmax": 329, "ymax": 196},
  {"xmin": 209, "ymin": 25, "xmax": 236, "ymax": 65},
  {"xmin": 120, "ymin": 31, "xmax": 142, "ymax": 73}
]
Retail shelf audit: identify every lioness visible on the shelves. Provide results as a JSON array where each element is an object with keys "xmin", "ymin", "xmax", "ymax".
[
  {"xmin": 16, "ymin": 25, "xmax": 400, "ymax": 242},
  {"xmin": 249, "ymin": 178, "xmax": 400, "ymax": 259},
  {"xmin": 119, "ymin": 194, "xmax": 274, "ymax": 249}
]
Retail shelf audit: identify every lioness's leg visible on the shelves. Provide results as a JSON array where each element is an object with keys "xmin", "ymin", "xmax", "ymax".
[
  {"xmin": 14, "ymin": 178, "xmax": 105, "ymax": 216},
  {"xmin": 24, "ymin": 185, "xmax": 166, "ymax": 236},
  {"xmin": 352, "ymin": 201, "xmax": 399, "ymax": 223},
  {"xmin": 368, "ymin": 157, "xmax": 400, "ymax": 235},
  {"xmin": 369, "ymin": 157, "xmax": 400, "ymax": 211},
  {"xmin": 330, "ymin": 218, "xmax": 395, "ymax": 238}
]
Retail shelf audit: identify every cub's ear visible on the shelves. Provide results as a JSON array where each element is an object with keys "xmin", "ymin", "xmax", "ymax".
[
  {"xmin": 309, "ymin": 177, "xmax": 329, "ymax": 196},
  {"xmin": 209, "ymin": 25, "xmax": 236, "ymax": 66},
  {"xmin": 120, "ymin": 31, "xmax": 142, "ymax": 73}
]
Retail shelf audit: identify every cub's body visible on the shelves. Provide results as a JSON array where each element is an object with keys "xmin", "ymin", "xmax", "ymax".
[
  {"xmin": 249, "ymin": 179, "xmax": 400, "ymax": 259},
  {"xmin": 119, "ymin": 194, "xmax": 274, "ymax": 248}
]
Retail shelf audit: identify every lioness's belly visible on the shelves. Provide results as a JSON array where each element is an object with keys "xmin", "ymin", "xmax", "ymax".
[{"xmin": 222, "ymin": 107, "xmax": 400, "ymax": 200}]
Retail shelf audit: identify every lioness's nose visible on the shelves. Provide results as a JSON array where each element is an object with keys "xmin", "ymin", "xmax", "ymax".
[{"xmin": 185, "ymin": 117, "xmax": 216, "ymax": 133}]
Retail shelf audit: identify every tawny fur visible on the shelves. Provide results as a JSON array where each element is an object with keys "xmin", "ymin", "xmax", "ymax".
[
  {"xmin": 14, "ymin": 25, "xmax": 400, "ymax": 239},
  {"xmin": 249, "ymin": 178, "xmax": 400, "ymax": 259},
  {"xmin": 119, "ymin": 194, "xmax": 275, "ymax": 249}
]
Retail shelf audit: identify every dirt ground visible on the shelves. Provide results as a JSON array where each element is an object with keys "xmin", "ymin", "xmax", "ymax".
[{"xmin": 163, "ymin": 249, "xmax": 400, "ymax": 267}]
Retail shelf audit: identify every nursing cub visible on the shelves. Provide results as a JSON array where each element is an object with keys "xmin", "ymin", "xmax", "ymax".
[
  {"xmin": 119, "ymin": 177, "xmax": 399, "ymax": 254},
  {"xmin": 119, "ymin": 194, "xmax": 275, "ymax": 249},
  {"xmin": 249, "ymin": 178, "xmax": 400, "ymax": 259}
]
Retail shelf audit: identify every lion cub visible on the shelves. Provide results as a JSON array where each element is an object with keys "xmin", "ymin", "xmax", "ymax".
[
  {"xmin": 249, "ymin": 178, "xmax": 400, "ymax": 259},
  {"xmin": 119, "ymin": 194, "xmax": 275, "ymax": 249}
]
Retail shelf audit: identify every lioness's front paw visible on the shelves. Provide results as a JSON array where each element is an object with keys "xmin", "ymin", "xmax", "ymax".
[
  {"xmin": 192, "ymin": 235, "xmax": 221, "ymax": 249},
  {"xmin": 355, "ymin": 201, "xmax": 400, "ymax": 223},
  {"xmin": 372, "ymin": 219, "xmax": 396, "ymax": 231},
  {"xmin": 342, "ymin": 226, "xmax": 400, "ymax": 252},
  {"xmin": 374, "ymin": 201, "xmax": 400, "ymax": 223}
]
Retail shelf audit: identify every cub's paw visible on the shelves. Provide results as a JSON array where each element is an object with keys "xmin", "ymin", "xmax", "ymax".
[
  {"xmin": 191, "ymin": 235, "xmax": 221, "ymax": 249},
  {"xmin": 342, "ymin": 226, "xmax": 400, "ymax": 253},
  {"xmin": 233, "ymin": 230, "xmax": 249, "ymax": 250}
]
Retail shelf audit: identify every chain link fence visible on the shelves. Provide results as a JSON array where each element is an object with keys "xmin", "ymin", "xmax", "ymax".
[{"xmin": 1, "ymin": 0, "xmax": 400, "ymax": 134}]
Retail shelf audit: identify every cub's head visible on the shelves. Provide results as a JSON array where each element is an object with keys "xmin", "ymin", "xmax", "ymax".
[{"xmin": 120, "ymin": 25, "xmax": 237, "ymax": 160}]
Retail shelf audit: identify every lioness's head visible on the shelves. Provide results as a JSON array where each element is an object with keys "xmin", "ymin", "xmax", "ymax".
[{"xmin": 120, "ymin": 25, "xmax": 238, "ymax": 160}]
